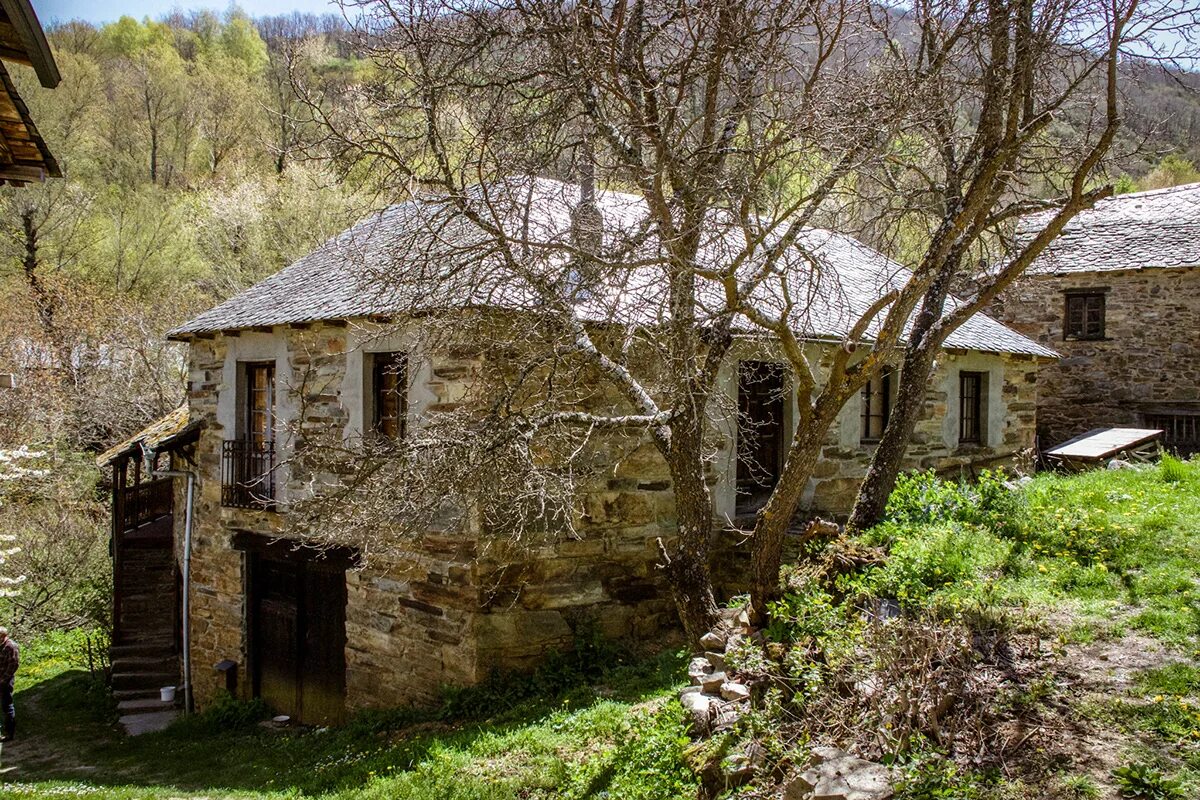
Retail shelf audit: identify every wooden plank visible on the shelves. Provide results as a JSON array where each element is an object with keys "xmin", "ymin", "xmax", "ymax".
[{"xmin": 1045, "ymin": 427, "xmax": 1163, "ymax": 461}]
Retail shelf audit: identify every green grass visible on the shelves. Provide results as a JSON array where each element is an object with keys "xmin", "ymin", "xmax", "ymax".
[
  {"xmin": 8, "ymin": 459, "xmax": 1200, "ymax": 799},
  {"xmin": 0, "ymin": 639, "xmax": 696, "ymax": 799},
  {"xmin": 863, "ymin": 461, "xmax": 1200, "ymax": 645}
]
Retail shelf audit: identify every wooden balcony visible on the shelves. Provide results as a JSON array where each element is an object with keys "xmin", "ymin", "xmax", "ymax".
[
  {"xmin": 121, "ymin": 476, "xmax": 174, "ymax": 531},
  {"xmin": 221, "ymin": 440, "xmax": 277, "ymax": 509}
]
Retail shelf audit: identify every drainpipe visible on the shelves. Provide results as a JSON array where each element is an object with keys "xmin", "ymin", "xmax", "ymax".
[{"xmin": 142, "ymin": 446, "xmax": 195, "ymax": 714}]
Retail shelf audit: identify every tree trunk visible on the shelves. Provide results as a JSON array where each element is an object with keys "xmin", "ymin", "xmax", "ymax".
[
  {"xmin": 748, "ymin": 419, "xmax": 828, "ymax": 624},
  {"xmin": 662, "ymin": 415, "xmax": 719, "ymax": 648},
  {"xmin": 847, "ymin": 261, "xmax": 958, "ymax": 532},
  {"xmin": 846, "ymin": 343, "xmax": 940, "ymax": 532}
]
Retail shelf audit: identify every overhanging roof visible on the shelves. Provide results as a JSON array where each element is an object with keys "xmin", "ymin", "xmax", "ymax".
[
  {"xmin": 0, "ymin": 0, "xmax": 58, "ymax": 186},
  {"xmin": 96, "ymin": 406, "xmax": 202, "ymax": 468}
]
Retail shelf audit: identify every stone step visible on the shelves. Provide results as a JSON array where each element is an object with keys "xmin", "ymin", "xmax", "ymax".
[
  {"xmin": 120, "ymin": 709, "xmax": 179, "ymax": 736},
  {"xmin": 112, "ymin": 655, "xmax": 177, "ymax": 673},
  {"xmin": 117, "ymin": 695, "xmax": 177, "ymax": 714},
  {"xmin": 111, "ymin": 634, "xmax": 175, "ymax": 652},
  {"xmin": 112, "ymin": 670, "xmax": 178, "ymax": 691}
]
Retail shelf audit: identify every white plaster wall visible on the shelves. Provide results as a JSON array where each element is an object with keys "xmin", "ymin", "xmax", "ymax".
[
  {"xmin": 340, "ymin": 321, "xmax": 438, "ymax": 440},
  {"xmin": 936, "ymin": 351, "xmax": 1009, "ymax": 450}
]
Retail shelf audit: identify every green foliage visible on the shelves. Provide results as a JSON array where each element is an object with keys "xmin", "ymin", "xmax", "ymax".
[
  {"xmin": 893, "ymin": 753, "xmax": 984, "ymax": 800},
  {"xmin": 173, "ymin": 691, "xmax": 270, "ymax": 734},
  {"xmin": 1112, "ymin": 762, "xmax": 1186, "ymax": 799},
  {"xmin": 879, "ymin": 469, "xmax": 1022, "ymax": 539},
  {"xmin": 1160, "ymin": 453, "xmax": 1188, "ymax": 484},
  {"xmin": 868, "ymin": 522, "xmax": 1011, "ymax": 608}
]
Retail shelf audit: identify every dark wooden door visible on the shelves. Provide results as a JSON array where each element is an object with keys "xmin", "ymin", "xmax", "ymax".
[
  {"xmin": 737, "ymin": 361, "xmax": 786, "ymax": 511},
  {"xmin": 299, "ymin": 564, "xmax": 347, "ymax": 726},
  {"xmin": 251, "ymin": 556, "xmax": 302, "ymax": 718},
  {"xmin": 249, "ymin": 553, "xmax": 346, "ymax": 726}
]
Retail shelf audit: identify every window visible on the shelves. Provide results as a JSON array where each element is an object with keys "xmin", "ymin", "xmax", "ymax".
[
  {"xmin": 369, "ymin": 352, "xmax": 408, "ymax": 440},
  {"xmin": 860, "ymin": 369, "xmax": 892, "ymax": 443},
  {"xmin": 223, "ymin": 361, "xmax": 277, "ymax": 509},
  {"xmin": 1064, "ymin": 291, "xmax": 1106, "ymax": 340},
  {"xmin": 244, "ymin": 362, "xmax": 275, "ymax": 444},
  {"xmin": 959, "ymin": 371, "xmax": 985, "ymax": 445}
]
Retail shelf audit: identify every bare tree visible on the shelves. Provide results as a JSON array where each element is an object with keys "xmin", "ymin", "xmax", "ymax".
[{"xmin": 845, "ymin": 0, "xmax": 1200, "ymax": 533}]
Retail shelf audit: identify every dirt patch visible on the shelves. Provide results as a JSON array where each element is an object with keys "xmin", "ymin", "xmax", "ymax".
[{"xmin": 1007, "ymin": 632, "xmax": 1192, "ymax": 798}]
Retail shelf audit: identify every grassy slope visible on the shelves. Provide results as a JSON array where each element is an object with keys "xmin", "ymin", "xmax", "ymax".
[
  {"xmin": 0, "ymin": 643, "xmax": 697, "ymax": 799},
  {"xmin": 3, "ymin": 460, "xmax": 1200, "ymax": 799}
]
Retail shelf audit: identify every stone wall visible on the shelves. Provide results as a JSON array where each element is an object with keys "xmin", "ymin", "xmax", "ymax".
[
  {"xmin": 177, "ymin": 320, "xmax": 1041, "ymax": 713},
  {"xmin": 994, "ymin": 267, "xmax": 1200, "ymax": 446}
]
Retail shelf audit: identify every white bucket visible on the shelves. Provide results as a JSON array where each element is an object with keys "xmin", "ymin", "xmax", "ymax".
[{"xmin": 160, "ymin": 686, "xmax": 176, "ymax": 703}]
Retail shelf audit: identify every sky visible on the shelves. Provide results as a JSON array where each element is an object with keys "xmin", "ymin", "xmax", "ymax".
[{"xmin": 34, "ymin": 0, "xmax": 342, "ymax": 25}]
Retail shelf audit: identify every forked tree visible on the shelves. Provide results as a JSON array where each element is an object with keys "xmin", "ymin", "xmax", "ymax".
[{"xmin": 291, "ymin": 0, "xmax": 1177, "ymax": 641}]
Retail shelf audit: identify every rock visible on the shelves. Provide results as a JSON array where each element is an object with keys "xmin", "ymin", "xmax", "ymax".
[
  {"xmin": 723, "ymin": 741, "xmax": 767, "ymax": 785},
  {"xmin": 701, "ymin": 671, "xmax": 727, "ymax": 693},
  {"xmin": 718, "ymin": 606, "xmax": 752, "ymax": 634},
  {"xmin": 784, "ymin": 754, "xmax": 894, "ymax": 800},
  {"xmin": 1108, "ymin": 458, "xmax": 1134, "ymax": 470},
  {"xmin": 689, "ymin": 656, "xmax": 714, "ymax": 684},
  {"xmin": 681, "ymin": 691, "xmax": 714, "ymax": 736},
  {"xmin": 720, "ymin": 681, "xmax": 751, "ymax": 701},
  {"xmin": 700, "ymin": 630, "xmax": 727, "ymax": 650},
  {"xmin": 679, "ymin": 685, "xmax": 702, "ymax": 698},
  {"xmin": 705, "ymin": 651, "xmax": 726, "ymax": 672},
  {"xmin": 808, "ymin": 745, "xmax": 851, "ymax": 765},
  {"xmin": 711, "ymin": 699, "xmax": 744, "ymax": 732}
]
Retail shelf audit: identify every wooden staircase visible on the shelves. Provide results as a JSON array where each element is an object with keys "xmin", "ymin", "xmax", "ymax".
[{"xmin": 111, "ymin": 515, "xmax": 180, "ymax": 735}]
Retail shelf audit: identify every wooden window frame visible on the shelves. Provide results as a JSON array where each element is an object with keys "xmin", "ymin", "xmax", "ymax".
[
  {"xmin": 241, "ymin": 361, "xmax": 275, "ymax": 444},
  {"xmin": 368, "ymin": 351, "xmax": 408, "ymax": 441},
  {"xmin": 959, "ymin": 371, "xmax": 985, "ymax": 445},
  {"xmin": 1063, "ymin": 290, "xmax": 1107, "ymax": 341},
  {"xmin": 860, "ymin": 368, "xmax": 892, "ymax": 444}
]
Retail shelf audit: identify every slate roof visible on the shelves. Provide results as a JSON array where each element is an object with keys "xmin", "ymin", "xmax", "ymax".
[
  {"xmin": 1020, "ymin": 182, "xmax": 1200, "ymax": 275},
  {"xmin": 170, "ymin": 177, "xmax": 1054, "ymax": 358}
]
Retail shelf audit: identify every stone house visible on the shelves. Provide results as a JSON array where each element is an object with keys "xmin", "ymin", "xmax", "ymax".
[
  {"xmin": 101, "ymin": 179, "xmax": 1053, "ymax": 725},
  {"xmin": 994, "ymin": 182, "xmax": 1200, "ymax": 454}
]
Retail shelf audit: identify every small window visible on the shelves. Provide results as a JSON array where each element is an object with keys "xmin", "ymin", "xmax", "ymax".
[
  {"xmin": 370, "ymin": 352, "xmax": 408, "ymax": 440},
  {"xmin": 860, "ymin": 368, "xmax": 892, "ymax": 443},
  {"xmin": 243, "ymin": 362, "xmax": 275, "ymax": 444},
  {"xmin": 959, "ymin": 371, "xmax": 985, "ymax": 445},
  {"xmin": 1064, "ymin": 292, "xmax": 1105, "ymax": 340}
]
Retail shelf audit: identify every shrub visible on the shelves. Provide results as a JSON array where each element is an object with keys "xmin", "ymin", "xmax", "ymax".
[
  {"xmin": 1112, "ymin": 762, "xmax": 1185, "ymax": 799},
  {"xmin": 882, "ymin": 469, "xmax": 1023, "ymax": 539},
  {"xmin": 869, "ymin": 523, "xmax": 1010, "ymax": 608},
  {"xmin": 1160, "ymin": 453, "xmax": 1188, "ymax": 484}
]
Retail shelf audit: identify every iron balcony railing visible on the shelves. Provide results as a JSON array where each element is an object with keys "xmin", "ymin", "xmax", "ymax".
[{"xmin": 221, "ymin": 440, "xmax": 277, "ymax": 509}]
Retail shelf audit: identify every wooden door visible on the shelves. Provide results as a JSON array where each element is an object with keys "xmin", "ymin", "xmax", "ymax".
[
  {"xmin": 249, "ymin": 553, "xmax": 346, "ymax": 725},
  {"xmin": 299, "ymin": 564, "xmax": 347, "ymax": 726},
  {"xmin": 251, "ymin": 556, "xmax": 302, "ymax": 718}
]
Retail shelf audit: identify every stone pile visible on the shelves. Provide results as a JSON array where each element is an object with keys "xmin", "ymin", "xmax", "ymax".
[
  {"xmin": 679, "ymin": 606, "xmax": 755, "ymax": 737},
  {"xmin": 679, "ymin": 609, "xmax": 895, "ymax": 800}
]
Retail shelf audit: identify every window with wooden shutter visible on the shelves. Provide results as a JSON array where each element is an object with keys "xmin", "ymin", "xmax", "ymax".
[
  {"xmin": 244, "ymin": 362, "xmax": 275, "ymax": 444},
  {"xmin": 860, "ymin": 368, "xmax": 892, "ymax": 443},
  {"xmin": 370, "ymin": 352, "xmax": 408, "ymax": 440},
  {"xmin": 1064, "ymin": 292, "xmax": 1106, "ymax": 340}
]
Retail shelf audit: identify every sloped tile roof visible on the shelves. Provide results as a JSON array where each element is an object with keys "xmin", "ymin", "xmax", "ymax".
[
  {"xmin": 170, "ymin": 177, "xmax": 1054, "ymax": 358},
  {"xmin": 1020, "ymin": 182, "xmax": 1200, "ymax": 275}
]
